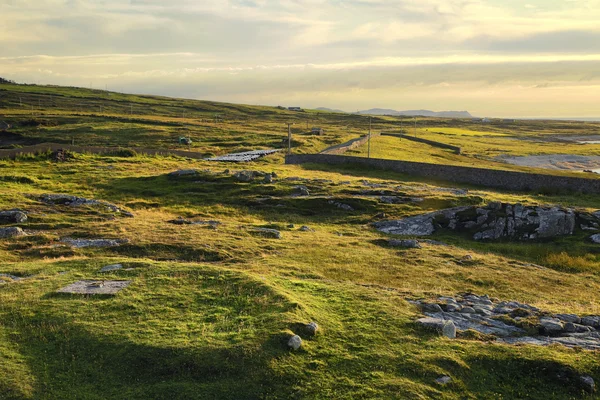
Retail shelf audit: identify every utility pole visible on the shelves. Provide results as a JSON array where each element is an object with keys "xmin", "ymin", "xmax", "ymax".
[
  {"xmin": 414, "ymin": 117, "xmax": 417, "ymax": 138},
  {"xmin": 367, "ymin": 116, "xmax": 372, "ymax": 159},
  {"xmin": 287, "ymin": 122, "xmax": 293, "ymax": 155}
]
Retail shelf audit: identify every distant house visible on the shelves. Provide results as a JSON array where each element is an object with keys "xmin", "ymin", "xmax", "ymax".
[
  {"xmin": 288, "ymin": 107, "xmax": 303, "ymax": 112},
  {"xmin": 311, "ymin": 127, "xmax": 324, "ymax": 135}
]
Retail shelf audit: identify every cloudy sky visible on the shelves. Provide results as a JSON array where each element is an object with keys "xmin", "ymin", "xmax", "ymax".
[{"xmin": 2, "ymin": 0, "xmax": 600, "ymax": 117}]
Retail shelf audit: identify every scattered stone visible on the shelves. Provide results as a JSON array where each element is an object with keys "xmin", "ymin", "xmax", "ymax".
[
  {"xmin": 0, "ymin": 227, "xmax": 25, "ymax": 238},
  {"xmin": 40, "ymin": 194, "xmax": 133, "ymax": 217},
  {"xmin": 62, "ymin": 238, "xmax": 126, "ymax": 248},
  {"xmin": 0, "ymin": 210, "xmax": 27, "ymax": 223},
  {"xmin": 294, "ymin": 185, "xmax": 310, "ymax": 196},
  {"xmin": 100, "ymin": 264, "xmax": 124, "ymax": 273},
  {"xmin": 580, "ymin": 375, "xmax": 595, "ymax": 393},
  {"xmin": 419, "ymin": 239, "xmax": 449, "ymax": 246},
  {"xmin": 271, "ymin": 171, "xmax": 278, "ymax": 178},
  {"xmin": 306, "ymin": 322, "xmax": 319, "ymax": 335},
  {"xmin": 461, "ymin": 255, "xmax": 473, "ymax": 261},
  {"xmin": 168, "ymin": 217, "xmax": 192, "ymax": 225},
  {"xmin": 435, "ymin": 376, "xmax": 452, "ymax": 386},
  {"xmin": 250, "ymin": 228, "xmax": 282, "ymax": 239},
  {"xmin": 57, "ymin": 280, "xmax": 131, "ymax": 295},
  {"xmin": 0, "ymin": 273, "xmax": 21, "ymax": 282},
  {"xmin": 168, "ymin": 169, "xmax": 198, "ymax": 177},
  {"xmin": 263, "ymin": 174, "xmax": 273, "ymax": 184},
  {"xmin": 299, "ymin": 226, "xmax": 314, "ymax": 232},
  {"xmin": 414, "ymin": 294, "xmax": 600, "ymax": 350},
  {"xmin": 288, "ymin": 335, "xmax": 302, "ymax": 350},
  {"xmin": 234, "ymin": 170, "xmax": 256, "ymax": 182},
  {"xmin": 388, "ymin": 239, "xmax": 421, "ymax": 249},
  {"xmin": 328, "ymin": 200, "xmax": 354, "ymax": 211},
  {"xmin": 287, "ymin": 224, "xmax": 295, "ymax": 229},
  {"xmin": 590, "ymin": 234, "xmax": 600, "ymax": 244},
  {"xmin": 380, "ymin": 196, "xmax": 424, "ymax": 204},
  {"xmin": 442, "ymin": 320, "xmax": 457, "ymax": 339}
]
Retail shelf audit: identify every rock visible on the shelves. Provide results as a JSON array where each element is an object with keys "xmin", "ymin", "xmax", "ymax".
[
  {"xmin": 40, "ymin": 194, "xmax": 132, "ymax": 216},
  {"xmin": 375, "ymin": 203, "xmax": 591, "ymax": 242},
  {"xmin": 100, "ymin": 264, "xmax": 124, "ymax": 272},
  {"xmin": 234, "ymin": 170, "xmax": 256, "ymax": 182},
  {"xmin": 168, "ymin": 169, "xmax": 198, "ymax": 177},
  {"xmin": 288, "ymin": 335, "xmax": 302, "ymax": 350},
  {"xmin": 554, "ymin": 314, "xmax": 581, "ymax": 324},
  {"xmin": 251, "ymin": 228, "xmax": 282, "ymax": 239},
  {"xmin": 306, "ymin": 322, "xmax": 319, "ymax": 335},
  {"xmin": 388, "ymin": 239, "xmax": 421, "ymax": 249},
  {"xmin": 380, "ymin": 196, "xmax": 424, "ymax": 204},
  {"xmin": 580, "ymin": 375, "xmax": 595, "ymax": 393},
  {"xmin": 328, "ymin": 200, "xmax": 354, "ymax": 211},
  {"xmin": 263, "ymin": 174, "xmax": 273, "ymax": 184},
  {"xmin": 461, "ymin": 254, "xmax": 473, "ymax": 261},
  {"xmin": 294, "ymin": 185, "xmax": 310, "ymax": 196},
  {"xmin": 0, "ymin": 227, "xmax": 25, "ymax": 238},
  {"xmin": 299, "ymin": 226, "xmax": 314, "ymax": 232},
  {"xmin": 0, "ymin": 273, "xmax": 21, "ymax": 281},
  {"xmin": 57, "ymin": 280, "xmax": 131, "ymax": 295},
  {"xmin": 460, "ymin": 307, "xmax": 476, "ymax": 314},
  {"xmin": 420, "ymin": 303, "xmax": 443, "ymax": 313},
  {"xmin": 419, "ymin": 239, "xmax": 449, "ymax": 246},
  {"xmin": 417, "ymin": 317, "xmax": 445, "ymax": 331},
  {"xmin": 168, "ymin": 217, "xmax": 192, "ymax": 225},
  {"xmin": 581, "ymin": 316, "xmax": 600, "ymax": 328},
  {"xmin": 435, "ymin": 376, "xmax": 452, "ymax": 386},
  {"xmin": 271, "ymin": 172, "xmax": 278, "ymax": 178},
  {"xmin": 539, "ymin": 318, "xmax": 564, "ymax": 335},
  {"xmin": 287, "ymin": 224, "xmax": 295, "ymax": 229},
  {"xmin": 445, "ymin": 304, "xmax": 462, "ymax": 313},
  {"xmin": 0, "ymin": 210, "xmax": 27, "ymax": 223},
  {"xmin": 564, "ymin": 323, "xmax": 592, "ymax": 333},
  {"xmin": 442, "ymin": 320, "xmax": 456, "ymax": 339},
  {"xmin": 591, "ymin": 234, "xmax": 600, "ymax": 244},
  {"xmin": 62, "ymin": 238, "xmax": 125, "ymax": 248}
]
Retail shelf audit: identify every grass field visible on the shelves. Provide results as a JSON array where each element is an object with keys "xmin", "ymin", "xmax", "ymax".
[{"xmin": 1, "ymin": 83, "xmax": 600, "ymax": 399}]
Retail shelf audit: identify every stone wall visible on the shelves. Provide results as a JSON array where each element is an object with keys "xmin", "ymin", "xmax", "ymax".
[
  {"xmin": 381, "ymin": 133, "xmax": 461, "ymax": 154},
  {"xmin": 285, "ymin": 154, "xmax": 600, "ymax": 194},
  {"xmin": 320, "ymin": 133, "xmax": 381, "ymax": 155},
  {"xmin": 0, "ymin": 143, "xmax": 208, "ymax": 160}
]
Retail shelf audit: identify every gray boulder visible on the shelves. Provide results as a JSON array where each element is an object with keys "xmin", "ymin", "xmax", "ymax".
[
  {"xmin": 442, "ymin": 320, "xmax": 456, "ymax": 339},
  {"xmin": 591, "ymin": 234, "xmax": 600, "ymax": 244},
  {"xmin": 0, "ymin": 210, "xmax": 27, "ymax": 223},
  {"xmin": 62, "ymin": 238, "xmax": 124, "ymax": 248},
  {"xmin": 234, "ymin": 170, "xmax": 256, "ymax": 182},
  {"xmin": 299, "ymin": 226, "xmax": 314, "ymax": 232},
  {"xmin": 435, "ymin": 376, "xmax": 452, "ymax": 386},
  {"xmin": 306, "ymin": 322, "xmax": 319, "ymax": 335},
  {"xmin": 580, "ymin": 375, "xmax": 595, "ymax": 393},
  {"xmin": 288, "ymin": 335, "xmax": 302, "ymax": 350},
  {"xmin": 0, "ymin": 227, "xmax": 25, "ymax": 238},
  {"xmin": 251, "ymin": 228, "xmax": 282, "ymax": 239},
  {"xmin": 294, "ymin": 185, "xmax": 310, "ymax": 196},
  {"xmin": 388, "ymin": 239, "xmax": 421, "ymax": 249},
  {"xmin": 539, "ymin": 318, "xmax": 564, "ymax": 335}
]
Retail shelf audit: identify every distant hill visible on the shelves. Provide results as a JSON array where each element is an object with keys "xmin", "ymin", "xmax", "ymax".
[
  {"xmin": 315, "ymin": 107, "xmax": 347, "ymax": 113},
  {"xmin": 357, "ymin": 108, "xmax": 472, "ymax": 118}
]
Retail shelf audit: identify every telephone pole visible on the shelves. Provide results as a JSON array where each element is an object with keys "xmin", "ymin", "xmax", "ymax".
[
  {"xmin": 286, "ymin": 122, "xmax": 293, "ymax": 155},
  {"xmin": 367, "ymin": 116, "xmax": 372, "ymax": 159}
]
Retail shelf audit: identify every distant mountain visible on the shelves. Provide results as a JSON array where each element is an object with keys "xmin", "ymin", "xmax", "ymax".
[
  {"xmin": 315, "ymin": 107, "xmax": 347, "ymax": 113},
  {"xmin": 357, "ymin": 109, "xmax": 472, "ymax": 118}
]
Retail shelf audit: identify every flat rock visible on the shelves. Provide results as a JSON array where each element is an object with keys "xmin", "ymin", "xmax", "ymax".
[
  {"xmin": 435, "ymin": 376, "xmax": 452, "ymax": 386},
  {"xmin": 62, "ymin": 238, "xmax": 125, "ymax": 248},
  {"xmin": 57, "ymin": 280, "xmax": 131, "ymax": 295},
  {"xmin": 100, "ymin": 264, "xmax": 124, "ymax": 272},
  {"xmin": 207, "ymin": 149, "xmax": 280, "ymax": 162},
  {"xmin": 168, "ymin": 169, "xmax": 198, "ymax": 177}
]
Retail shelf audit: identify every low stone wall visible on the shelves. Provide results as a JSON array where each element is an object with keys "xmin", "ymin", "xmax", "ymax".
[
  {"xmin": 0, "ymin": 143, "xmax": 208, "ymax": 160},
  {"xmin": 285, "ymin": 154, "xmax": 600, "ymax": 194},
  {"xmin": 320, "ymin": 133, "xmax": 381, "ymax": 155},
  {"xmin": 382, "ymin": 133, "xmax": 461, "ymax": 154}
]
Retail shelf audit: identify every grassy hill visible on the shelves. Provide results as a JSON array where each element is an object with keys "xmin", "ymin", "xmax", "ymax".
[{"xmin": 1, "ymin": 83, "xmax": 600, "ymax": 399}]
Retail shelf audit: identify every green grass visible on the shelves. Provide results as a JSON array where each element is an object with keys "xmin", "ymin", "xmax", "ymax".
[{"xmin": 1, "ymin": 83, "xmax": 600, "ymax": 399}]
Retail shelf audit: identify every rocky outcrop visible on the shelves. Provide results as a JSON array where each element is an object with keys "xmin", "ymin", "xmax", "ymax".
[
  {"xmin": 0, "ymin": 227, "xmax": 26, "ymax": 238},
  {"xmin": 374, "ymin": 203, "xmax": 599, "ymax": 241},
  {"xmin": 40, "ymin": 194, "xmax": 134, "ymax": 217},
  {"xmin": 414, "ymin": 294, "xmax": 600, "ymax": 350}
]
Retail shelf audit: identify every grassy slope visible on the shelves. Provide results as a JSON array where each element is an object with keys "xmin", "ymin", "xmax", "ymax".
[{"xmin": 1, "ymin": 84, "xmax": 600, "ymax": 399}]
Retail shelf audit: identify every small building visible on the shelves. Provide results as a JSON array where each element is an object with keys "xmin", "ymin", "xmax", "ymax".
[
  {"xmin": 311, "ymin": 127, "xmax": 324, "ymax": 135},
  {"xmin": 288, "ymin": 107, "xmax": 303, "ymax": 112}
]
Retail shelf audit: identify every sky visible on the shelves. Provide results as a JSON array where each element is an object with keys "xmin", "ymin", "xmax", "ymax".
[{"xmin": 2, "ymin": 0, "xmax": 600, "ymax": 117}]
